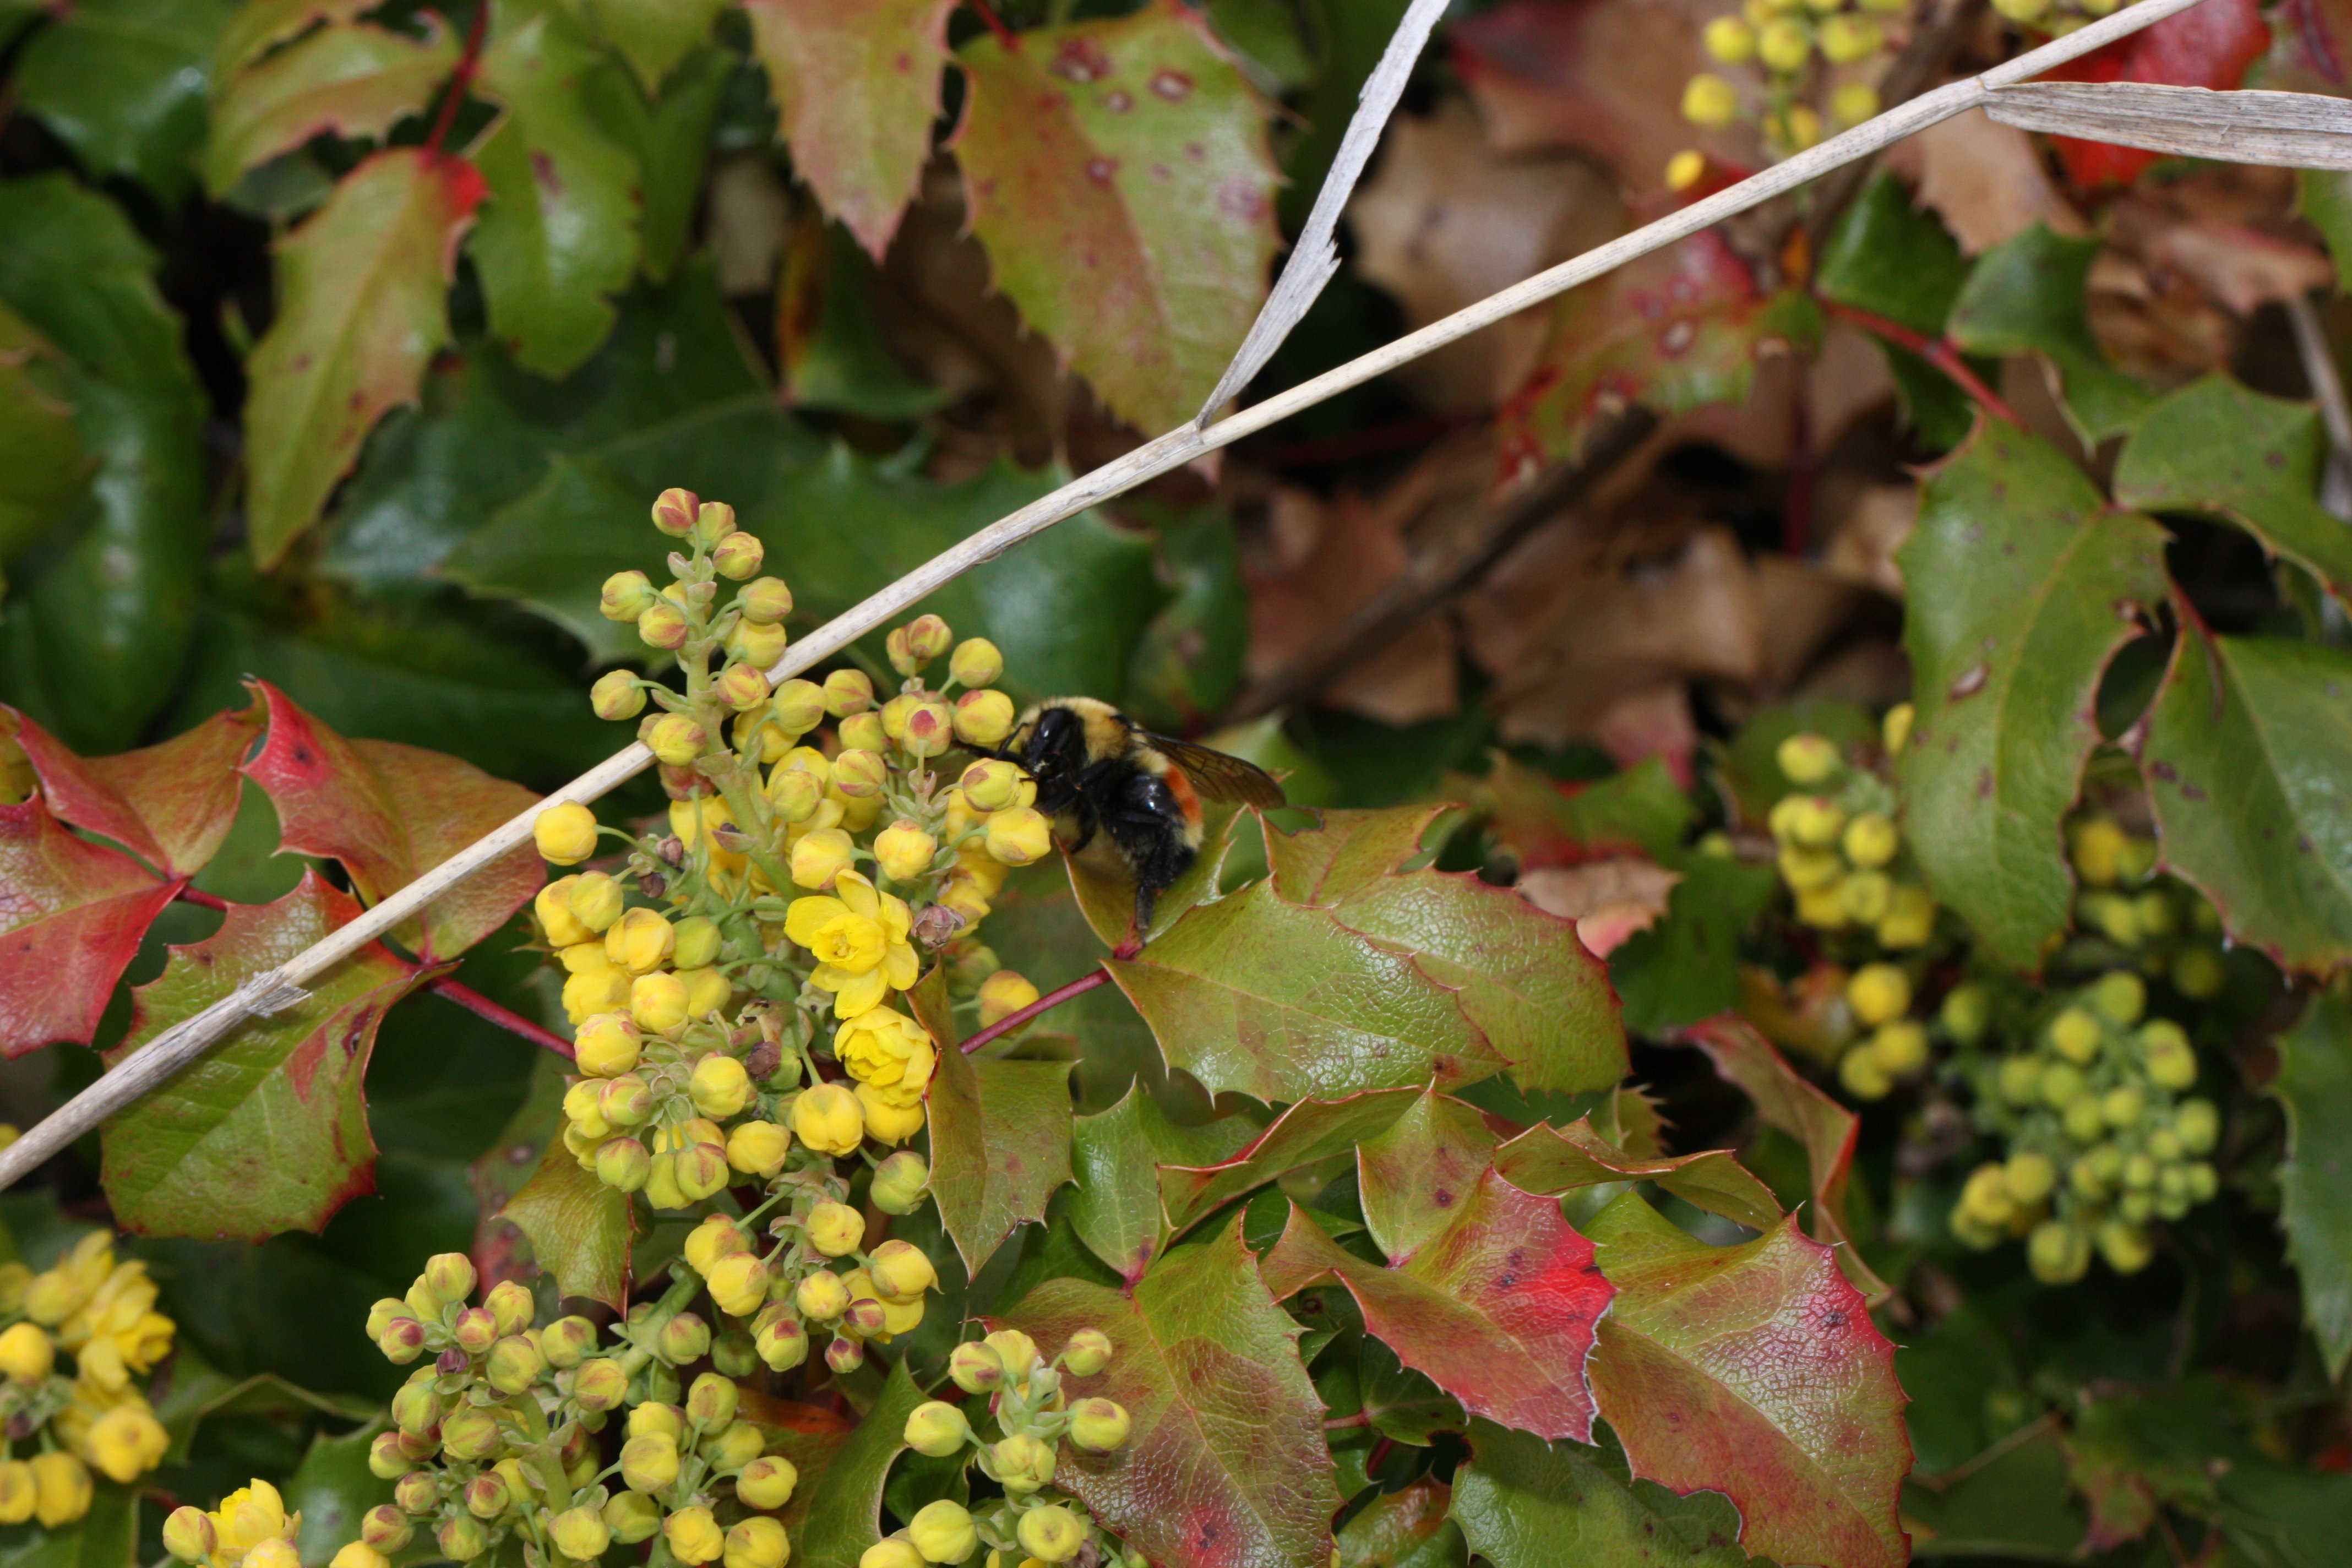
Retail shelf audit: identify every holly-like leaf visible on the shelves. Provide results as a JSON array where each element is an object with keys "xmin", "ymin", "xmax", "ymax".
[
  {"xmin": 1354, "ymin": 1089, "xmax": 1501, "ymax": 1260},
  {"xmin": 2114, "ymin": 377, "xmax": 2352, "ymax": 611},
  {"xmin": 471, "ymin": 6, "xmax": 643, "ymax": 377},
  {"xmin": 1608, "ymin": 854, "xmax": 1779, "ymax": 1034},
  {"xmin": 0, "ymin": 798, "xmax": 178, "ymax": 1057},
  {"xmin": 1337, "ymin": 1478, "xmax": 1464, "ymax": 1568},
  {"xmin": 1005, "ymin": 1216, "xmax": 1337, "ymax": 1568},
  {"xmin": 1068, "ymin": 1084, "xmax": 1250, "ymax": 1282},
  {"xmin": 1947, "ymin": 227, "xmax": 2150, "ymax": 445},
  {"xmin": 244, "ymin": 148, "xmax": 484, "ymax": 567},
  {"xmin": 908, "ymin": 970, "xmax": 1075, "ymax": 1274},
  {"xmin": 1161, "ymin": 1088, "xmax": 1420, "ymax": 1232},
  {"xmin": 284, "ymin": 1422, "xmax": 395, "ymax": 1567},
  {"xmin": 1267, "ymin": 807, "xmax": 1627, "ymax": 1096},
  {"xmin": 2139, "ymin": 626, "xmax": 2352, "ymax": 975},
  {"xmin": 202, "ymin": 18, "xmax": 459, "ymax": 197},
  {"xmin": 1110, "ymin": 878, "xmax": 1505, "ymax": 1104},
  {"xmin": 0, "ymin": 302, "xmax": 89, "ymax": 562},
  {"xmin": 952, "ymin": 0, "xmax": 1280, "ymax": 435},
  {"xmin": 2266, "ymin": 989, "xmax": 2352, "ymax": 1381},
  {"xmin": 1816, "ymin": 173, "xmax": 1970, "ymax": 338},
  {"xmin": 742, "ymin": 0, "xmax": 956, "ymax": 259},
  {"xmin": 10, "ymin": 700, "xmax": 261, "ymax": 879},
  {"xmin": 1585, "ymin": 1194, "xmax": 1910, "ymax": 1568},
  {"xmin": 1451, "ymin": 1421, "xmax": 1751, "ymax": 1568},
  {"xmin": 2039, "ymin": 0, "xmax": 2269, "ymax": 189},
  {"xmin": 241, "ymin": 679, "xmax": 540, "ymax": 962},
  {"xmin": 497, "ymin": 1137, "xmax": 633, "ymax": 1310},
  {"xmin": 213, "ymin": 0, "xmax": 381, "ymax": 75},
  {"xmin": 13, "ymin": 0, "xmax": 234, "ymax": 198},
  {"xmin": 1676, "ymin": 1014, "xmax": 1886, "ymax": 1299},
  {"xmin": 100, "ymin": 871, "xmax": 429, "ymax": 1238},
  {"xmin": 788, "ymin": 1360, "xmax": 926, "ymax": 1568},
  {"xmin": 1493, "ymin": 1117, "xmax": 1782, "ymax": 1234},
  {"xmin": 576, "ymin": 0, "xmax": 728, "ymax": 94},
  {"xmin": 591, "ymin": 44, "xmax": 729, "ymax": 284},
  {"xmin": 1068, "ymin": 797, "xmax": 1245, "ymax": 950},
  {"xmin": 1478, "ymin": 755, "xmax": 1694, "ymax": 868},
  {"xmin": 1895, "ymin": 424, "xmax": 2169, "ymax": 971},
  {"xmin": 1503, "ymin": 233, "xmax": 1766, "ymax": 469},
  {"xmin": 1262, "ymin": 1176, "xmax": 1610, "ymax": 1443}
]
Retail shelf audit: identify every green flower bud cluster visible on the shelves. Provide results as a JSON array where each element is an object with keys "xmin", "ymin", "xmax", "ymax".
[
  {"xmin": 1672, "ymin": 0, "xmax": 1912, "ymax": 182},
  {"xmin": 1767, "ymin": 725, "xmax": 1939, "ymax": 951},
  {"xmin": 2065, "ymin": 814, "xmax": 2229, "ymax": 1001},
  {"xmin": 1987, "ymin": 0, "xmax": 2136, "ymax": 38},
  {"xmin": 1948, "ymin": 969, "xmax": 2218, "ymax": 1282},
  {"xmin": 1831, "ymin": 962, "xmax": 1932, "ymax": 1101},
  {"xmin": 865, "ymin": 1331, "xmax": 1134, "ymax": 1568},
  {"xmin": 361, "ymin": 1255, "xmax": 804, "ymax": 1568}
]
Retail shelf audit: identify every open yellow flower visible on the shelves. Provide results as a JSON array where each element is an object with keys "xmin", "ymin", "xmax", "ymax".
[
  {"xmin": 59, "ymin": 1254, "xmax": 173, "ymax": 1390},
  {"xmin": 24, "ymin": 1232, "xmax": 115, "ymax": 1327},
  {"xmin": 835, "ymin": 1008, "xmax": 935, "ymax": 1107},
  {"xmin": 785, "ymin": 871, "xmax": 919, "ymax": 1017},
  {"xmin": 210, "ymin": 1478, "xmax": 298, "ymax": 1565}
]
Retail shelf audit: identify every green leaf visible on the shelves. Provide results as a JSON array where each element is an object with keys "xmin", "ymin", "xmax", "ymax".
[
  {"xmin": 202, "ymin": 18, "xmax": 459, "ymax": 197},
  {"xmin": 777, "ymin": 216, "xmax": 949, "ymax": 419},
  {"xmin": 743, "ymin": 0, "xmax": 956, "ymax": 258},
  {"xmin": 101, "ymin": 872, "xmax": 429, "ymax": 1239},
  {"xmin": 788, "ymin": 1359, "xmax": 925, "ymax": 1568},
  {"xmin": 1815, "ymin": 173, "xmax": 1970, "ymax": 337},
  {"xmin": 1267, "ymin": 806, "xmax": 1627, "ymax": 1095},
  {"xmin": 1492, "ymin": 1117, "xmax": 1781, "ymax": 1234},
  {"xmin": 1608, "ymin": 854, "xmax": 1777, "ymax": 1033},
  {"xmin": 0, "ymin": 175, "xmax": 211, "ymax": 750},
  {"xmin": 213, "ymin": 0, "xmax": 380, "ymax": 74},
  {"xmin": 576, "ymin": 0, "xmax": 728, "ymax": 94},
  {"xmin": 1124, "ymin": 507, "xmax": 1250, "ymax": 731},
  {"xmin": 13, "ymin": 0, "xmax": 234, "ymax": 198},
  {"xmin": 2140, "ymin": 628, "xmax": 2352, "ymax": 975},
  {"xmin": 1337, "ymin": 1479, "xmax": 1466, "ymax": 1568},
  {"xmin": 1159, "ymin": 1088, "xmax": 1415, "ymax": 1232},
  {"xmin": 2298, "ymin": 168, "xmax": 2352, "ymax": 293},
  {"xmin": 285, "ymin": 1420, "xmax": 396, "ymax": 1567},
  {"xmin": 954, "ymin": 0, "xmax": 1280, "ymax": 434},
  {"xmin": 1005, "ymin": 1216, "xmax": 1338, "ymax": 1568},
  {"xmin": 2270, "ymin": 988, "xmax": 2352, "ymax": 1379},
  {"xmin": 2114, "ymin": 376, "xmax": 2352, "ymax": 610},
  {"xmin": 1947, "ymin": 225, "xmax": 2150, "ymax": 444},
  {"xmin": 969, "ymin": 874, "xmax": 1167, "ymax": 1111},
  {"xmin": 498, "ymin": 1136, "xmax": 634, "ymax": 1310},
  {"xmin": 908, "ymin": 970, "xmax": 1075, "ymax": 1275},
  {"xmin": 1901, "ymin": 1423, "xmax": 2084, "ymax": 1560},
  {"xmin": 1894, "ymin": 424, "xmax": 2169, "ymax": 971},
  {"xmin": 244, "ymin": 149, "xmax": 484, "ymax": 567},
  {"xmin": 1110, "ymin": 877, "xmax": 1506, "ymax": 1104},
  {"xmin": 1584, "ymin": 1195, "xmax": 1910, "ymax": 1568},
  {"xmin": 0, "ymin": 302, "xmax": 90, "ymax": 562},
  {"xmin": 1451, "ymin": 1420, "xmax": 1750, "ymax": 1568},
  {"xmin": 471, "ymin": 6, "xmax": 644, "ymax": 377},
  {"xmin": 1478, "ymin": 755, "xmax": 1694, "ymax": 867},
  {"xmin": 588, "ymin": 45, "xmax": 730, "ymax": 284},
  {"xmin": 1068, "ymin": 1084, "xmax": 1246, "ymax": 1282}
]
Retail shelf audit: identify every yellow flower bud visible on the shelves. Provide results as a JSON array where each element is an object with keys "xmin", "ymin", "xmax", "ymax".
[
  {"xmin": 1780, "ymin": 104, "xmax": 1822, "ymax": 149},
  {"xmin": 1818, "ymin": 13, "xmax": 1879, "ymax": 62},
  {"xmin": 2028, "ymin": 1219, "xmax": 2090, "ymax": 1284},
  {"xmin": 30, "ymin": 1453, "xmax": 89, "ymax": 1528},
  {"xmin": 2091, "ymin": 970, "xmax": 2144, "ymax": 1026},
  {"xmin": 796, "ymin": 1270, "xmax": 851, "ymax": 1321},
  {"xmin": 949, "ymin": 690, "xmax": 1012, "ymax": 749},
  {"xmin": 646, "ymin": 714, "xmax": 705, "ymax": 767},
  {"xmin": 666, "ymin": 1506, "xmax": 726, "ymax": 1566},
  {"xmin": 791, "ymin": 828, "xmax": 857, "ymax": 890},
  {"xmin": 543, "ymin": 1315, "xmax": 598, "ymax": 1367},
  {"xmin": 727, "ymin": 1120, "xmax": 791, "ymax": 1177},
  {"xmin": 764, "ymin": 679, "xmax": 824, "ymax": 737},
  {"xmin": 247, "ymin": 1542, "xmax": 302, "ymax": 1568},
  {"xmin": 2049, "ymin": 1007, "xmax": 2104, "ymax": 1064},
  {"xmin": 1838, "ymin": 1046, "xmax": 1892, "ymax": 1101},
  {"xmin": 824, "ymin": 669, "xmax": 875, "ymax": 716},
  {"xmin": 831, "ymin": 749, "xmax": 888, "ymax": 799},
  {"xmin": 718, "ymin": 662, "xmax": 771, "ymax": 711},
  {"xmin": 1757, "ymin": 17, "xmax": 1810, "ymax": 70},
  {"xmin": 875, "ymin": 820, "xmax": 940, "ymax": 883},
  {"xmin": 992, "ymin": 1433, "xmax": 1055, "ymax": 1494},
  {"xmin": 1840, "ymin": 871, "xmax": 1892, "ymax": 924},
  {"xmin": 769, "ymin": 767, "xmax": 825, "ymax": 823},
  {"xmin": 0, "ymin": 1461, "xmax": 33, "ymax": 1525},
  {"xmin": 536, "ymin": 876, "xmax": 593, "ymax": 946},
  {"xmin": 652, "ymin": 487, "xmax": 699, "ymax": 535},
  {"xmin": 551, "ymin": 1507, "xmax": 613, "ymax": 1562},
  {"xmin": 1062, "ymin": 1326, "xmax": 1112, "ymax": 1375},
  {"xmin": 601, "ymin": 570, "xmax": 658, "ymax": 622},
  {"xmin": 535, "ymin": 802, "xmax": 600, "ymax": 865},
  {"xmin": 1016, "ymin": 1505, "xmax": 1083, "ymax": 1562},
  {"xmin": 0, "ymin": 1322, "xmax": 52, "ymax": 1382},
  {"xmin": 738, "ymin": 1455, "xmax": 799, "ymax": 1510},
  {"xmin": 863, "ymin": 1544, "xmax": 925, "ymax": 1568},
  {"xmin": 985, "ymin": 806, "xmax": 1052, "ymax": 866},
  {"xmin": 1703, "ymin": 14, "xmax": 1755, "ymax": 60},
  {"xmin": 837, "ymin": 712, "xmax": 885, "ymax": 752},
  {"xmin": 435, "ymin": 1516, "xmax": 488, "ymax": 1563},
  {"xmin": 620, "ymin": 1432, "xmax": 680, "ymax": 1493},
  {"xmin": 423, "ymin": 1250, "xmax": 476, "ymax": 1304},
  {"xmin": 556, "ymin": 874, "xmax": 620, "ymax": 937},
  {"xmin": 2096, "ymin": 1219, "xmax": 2153, "ymax": 1275},
  {"xmin": 948, "ymin": 638, "xmax": 1003, "ymax": 688},
  {"xmin": 1868, "ymin": 1020, "xmax": 1929, "ymax": 1075},
  {"xmin": 574, "ymin": 1357, "xmax": 630, "ymax": 1410},
  {"xmin": 725, "ymin": 1517, "xmax": 790, "ymax": 1568},
  {"xmin": 729, "ymin": 619, "xmax": 790, "ymax": 669},
  {"xmin": 706, "ymin": 1253, "xmax": 771, "ymax": 1319},
  {"xmin": 631, "ymin": 971, "xmax": 690, "ymax": 1034},
  {"xmin": 902, "ymin": 701, "xmax": 953, "ymax": 758},
  {"xmin": 712, "ymin": 531, "xmax": 765, "ymax": 580},
  {"xmin": 589, "ymin": 668, "xmax": 645, "ymax": 719},
  {"xmin": 1665, "ymin": 149, "xmax": 1706, "ymax": 190},
  {"xmin": 638, "ymin": 601, "xmax": 690, "ymax": 650},
  {"xmin": 872, "ymin": 1150, "xmax": 929, "ymax": 1215},
  {"xmin": 956, "ymin": 760, "xmax": 1017, "ymax": 812},
  {"xmin": 687, "ymin": 1053, "xmax": 750, "ymax": 1119},
  {"xmin": 1840, "ymin": 815, "xmax": 1897, "ymax": 870},
  {"xmin": 1681, "ymin": 72, "xmax": 1739, "ymax": 127},
  {"xmin": 486, "ymin": 1334, "xmax": 546, "ymax": 1395},
  {"xmin": 1992, "ymin": 0, "xmax": 2051, "ymax": 19},
  {"xmin": 857, "ymin": 1084, "xmax": 927, "ymax": 1146},
  {"xmin": 1845, "ymin": 963, "xmax": 1910, "ymax": 1026},
  {"xmin": 756, "ymin": 1314, "xmax": 809, "ymax": 1370},
  {"xmin": 977, "ymin": 970, "xmax": 1040, "ymax": 1027},
  {"xmin": 1831, "ymin": 80, "xmax": 1881, "ymax": 127},
  {"xmin": 84, "ymin": 1401, "xmax": 169, "ymax": 1482},
  {"xmin": 1876, "ymin": 885, "xmax": 1936, "ymax": 949},
  {"xmin": 807, "ymin": 1200, "xmax": 865, "ymax": 1256},
  {"xmin": 793, "ymin": 1082, "xmax": 866, "ymax": 1153},
  {"xmin": 908, "ymin": 1501, "xmax": 977, "ymax": 1565},
  {"xmin": 574, "ymin": 1012, "xmax": 643, "ymax": 1077},
  {"xmin": 869, "ymin": 1239, "xmax": 936, "ymax": 1300},
  {"xmin": 676, "ymin": 1141, "xmax": 731, "ymax": 1201},
  {"xmin": 684, "ymin": 1214, "xmax": 750, "ymax": 1277},
  {"xmin": 164, "ymin": 1505, "xmax": 216, "ymax": 1562},
  {"xmin": 465, "ymin": 1468, "xmax": 513, "ymax": 1519},
  {"xmin": 904, "ymin": 1401, "xmax": 971, "ymax": 1457},
  {"xmin": 1069, "ymin": 1396, "xmax": 1131, "ymax": 1452}
]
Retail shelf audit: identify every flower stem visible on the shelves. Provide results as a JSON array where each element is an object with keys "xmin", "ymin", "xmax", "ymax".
[
  {"xmin": 1821, "ymin": 301, "xmax": 2021, "ymax": 427},
  {"xmin": 959, "ymin": 967, "xmax": 1112, "ymax": 1055}
]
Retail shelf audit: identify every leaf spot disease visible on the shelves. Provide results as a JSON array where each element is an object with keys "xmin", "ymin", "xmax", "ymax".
[
  {"xmin": 1052, "ymin": 37, "xmax": 1113, "ymax": 81},
  {"xmin": 1151, "ymin": 67, "xmax": 1193, "ymax": 100},
  {"xmin": 1948, "ymin": 662, "xmax": 1990, "ymax": 701},
  {"xmin": 1087, "ymin": 157, "xmax": 1119, "ymax": 184},
  {"xmin": 1104, "ymin": 89, "xmax": 1134, "ymax": 112}
]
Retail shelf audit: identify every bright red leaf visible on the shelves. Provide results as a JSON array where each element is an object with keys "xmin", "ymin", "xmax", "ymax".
[
  {"xmin": 0, "ymin": 798, "xmax": 179, "ymax": 1057},
  {"xmin": 9, "ymin": 698, "xmax": 261, "ymax": 878},
  {"xmin": 2042, "ymin": 0, "xmax": 2270, "ymax": 189},
  {"xmin": 241, "ymin": 679, "xmax": 541, "ymax": 961}
]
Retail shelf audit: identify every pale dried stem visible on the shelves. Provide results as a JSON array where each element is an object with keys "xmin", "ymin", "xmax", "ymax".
[{"xmin": 0, "ymin": 0, "xmax": 2220, "ymax": 1194}]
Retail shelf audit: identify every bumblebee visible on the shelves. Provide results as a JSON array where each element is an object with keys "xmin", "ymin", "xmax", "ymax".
[{"xmin": 994, "ymin": 696, "xmax": 1285, "ymax": 935}]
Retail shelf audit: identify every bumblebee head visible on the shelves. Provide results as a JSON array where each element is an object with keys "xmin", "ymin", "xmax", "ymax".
[{"xmin": 1018, "ymin": 704, "xmax": 1090, "ymax": 781}]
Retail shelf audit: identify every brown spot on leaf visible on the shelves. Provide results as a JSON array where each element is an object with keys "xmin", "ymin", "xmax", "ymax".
[
  {"xmin": 1949, "ymin": 662, "xmax": 1990, "ymax": 701},
  {"xmin": 1052, "ymin": 37, "xmax": 1113, "ymax": 81},
  {"xmin": 1151, "ymin": 67, "xmax": 1193, "ymax": 100}
]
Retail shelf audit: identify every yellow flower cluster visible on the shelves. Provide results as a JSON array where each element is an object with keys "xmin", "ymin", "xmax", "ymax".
[
  {"xmin": 1989, "ymin": 0, "xmax": 2134, "ymax": 34},
  {"xmin": 2067, "ymin": 814, "xmax": 2229, "ymax": 1001},
  {"xmin": 0, "ymin": 1229, "xmax": 175, "ymax": 1512},
  {"xmin": 868, "ymin": 1331, "xmax": 1134, "ymax": 1568},
  {"xmin": 163, "ymin": 1478, "xmax": 344, "ymax": 1568},
  {"xmin": 1949, "ymin": 968, "xmax": 2216, "ymax": 1281},
  {"xmin": 1670, "ymin": 0, "xmax": 1910, "ymax": 184},
  {"xmin": 1767, "ymin": 720, "xmax": 1937, "ymax": 948}
]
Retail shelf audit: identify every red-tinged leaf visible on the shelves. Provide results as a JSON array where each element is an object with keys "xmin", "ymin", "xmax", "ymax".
[
  {"xmin": 1004, "ymin": 1216, "xmax": 1337, "ymax": 1568},
  {"xmin": 1477, "ymin": 754, "xmax": 1695, "ymax": 868},
  {"xmin": 2041, "ymin": 0, "xmax": 2270, "ymax": 189},
  {"xmin": 1267, "ymin": 807, "xmax": 1627, "ymax": 1096},
  {"xmin": 1354, "ymin": 1088, "xmax": 1503, "ymax": 1262},
  {"xmin": 781, "ymin": 1360, "xmax": 927, "ymax": 1568},
  {"xmin": 0, "ymin": 798, "xmax": 178, "ymax": 1057},
  {"xmin": 1676, "ymin": 1014, "xmax": 1889, "ymax": 1301},
  {"xmin": 1263, "ymin": 1177, "xmax": 1610, "ymax": 1442},
  {"xmin": 497, "ymin": 1137, "xmax": 634, "ymax": 1310},
  {"xmin": 243, "ymin": 148, "xmax": 483, "ymax": 566},
  {"xmin": 742, "ymin": 0, "xmax": 956, "ymax": 259},
  {"xmin": 1336, "ymin": 1478, "xmax": 1461, "ymax": 1568},
  {"xmin": 202, "ymin": 18, "xmax": 461, "ymax": 197},
  {"xmin": 9, "ymin": 699, "xmax": 262, "ymax": 879},
  {"xmin": 100, "ymin": 870, "xmax": 429, "ymax": 1239},
  {"xmin": 1161, "ymin": 1088, "xmax": 1422, "ymax": 1232},
  {"xmin": 241, "ymin": 680, "xmax": 540, "ymax": 962},
  {"xmin": 1109, "ymin": 879, "xmax": 1505, "ymax": 1104},
  {"xmin": 907, "ymin": 967, "xmax": 1074, "ymax": 1273},
  {"xmin": 1501, "ymin": 233, "xmax": 1766, "ymax": 470},
  {"xmin": 1494, "ymin": 1117, "xmax": 1783, "ymax": 1234},
  {"xmin": 1586, "ymin": 1194, "xmax": 1911, "ymax": 1568},
  {"xmin": 952, "ymin": 0, "xmax": 1280, "ymax": 434}
]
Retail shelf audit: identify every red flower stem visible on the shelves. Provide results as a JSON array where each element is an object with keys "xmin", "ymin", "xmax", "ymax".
[
  {"xmin": 423, "ymin": 0, "xmax": 491, "ymax": 159},
  {"xmin": 968, "ymin": 0, "xmax": 1021, "ymax": 51},
  {"xmin": 960, "ymin": 967, "xmax": 1111, "ymax": 1054},
  {"xmin": 1822, "ymin": 301, "xmax": 2021, "ymax": 427},
  {"xmin": 430, "ymin": 977, "xmax": 574, "ymax": 1058},
  {"xmin": 176, "ymin": 886, "xmax": 228, "ymax": 911}
]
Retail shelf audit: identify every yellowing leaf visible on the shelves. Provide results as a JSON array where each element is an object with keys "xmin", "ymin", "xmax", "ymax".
[
  {"xmin": 243, "ymin": 148, "xmax": 483, "ymax": 566},
  {"xmin": 203, "ymin": 18, "xmax": 460, "ymax": 197},
  {"xmin": 953, "ymin": 0, "xmax": 1278, "ymax": 434},
  {"xmin": 743, "ymin": 0, "xmax": 956, "ymax": 258},
  {"xmin": 499, "ymin": 1138, "xmax": 634, "ymax": 1310}
]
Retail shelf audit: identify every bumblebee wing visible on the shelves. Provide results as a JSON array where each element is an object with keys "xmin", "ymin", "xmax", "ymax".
[{"xmin": 1148, "ymin": 735, "xmax": 1287, "ymax": 809}]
